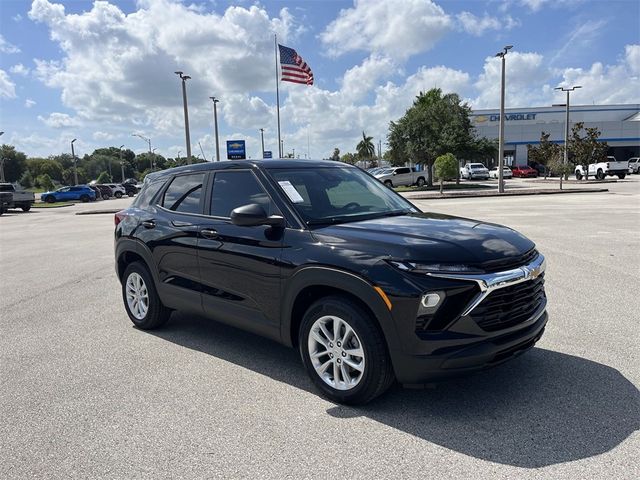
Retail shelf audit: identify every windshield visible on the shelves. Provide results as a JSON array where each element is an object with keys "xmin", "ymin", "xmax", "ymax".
[{"xmin": 268, "ymin": 166, "xmax": 417, "ymax": 225}]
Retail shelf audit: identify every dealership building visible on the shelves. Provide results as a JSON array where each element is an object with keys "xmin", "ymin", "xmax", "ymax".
[{"xmin": 471, "ymin": 103, "xmax": 640, "ymax": 166}]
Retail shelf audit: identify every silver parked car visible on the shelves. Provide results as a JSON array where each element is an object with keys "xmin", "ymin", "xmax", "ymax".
[
  {"xmin": 460, "ymin": 163, "xmax": 490, "ymax": 180},
  {"xmin": 628, "ymin": 157, "xmax": 639, "ymax": 174}
]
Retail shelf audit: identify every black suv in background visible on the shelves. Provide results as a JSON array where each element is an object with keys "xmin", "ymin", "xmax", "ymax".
[{"xmin": 115, "ymin": 160, "xmax": 547, "ymax": 404}]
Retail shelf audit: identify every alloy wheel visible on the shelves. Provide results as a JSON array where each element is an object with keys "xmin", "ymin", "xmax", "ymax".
[
  {"xmin": 125, "ymin": 272, "xmax": 149, "ymax": 320},
  {"xmin": 307, "ymin": 315, "xmax": 365, "ymax": 391}
]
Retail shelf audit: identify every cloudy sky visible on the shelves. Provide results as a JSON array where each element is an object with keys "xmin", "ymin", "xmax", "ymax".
[{"xmin": 1, "ymin": 0, "xmax": 639, "ymax": 160}]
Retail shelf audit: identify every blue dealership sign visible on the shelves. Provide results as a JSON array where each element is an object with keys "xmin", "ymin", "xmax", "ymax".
[
  {"xmin": 226, "ymin": 140, "xmax": 246, "ymax": 160},
  {"xmin": 263, "ymin": 150, "xmax": 272, "ymax": 159}
]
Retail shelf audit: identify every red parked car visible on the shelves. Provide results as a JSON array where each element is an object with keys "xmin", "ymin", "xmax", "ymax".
[{"xmin": 511, "ymin": 165, "xmax": 538, "ymax": 178}]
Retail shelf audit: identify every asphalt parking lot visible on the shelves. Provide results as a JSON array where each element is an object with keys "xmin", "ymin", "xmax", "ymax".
[{"xmin": 1, "ymin": 177, "xmax": 638, "ymax": 479}]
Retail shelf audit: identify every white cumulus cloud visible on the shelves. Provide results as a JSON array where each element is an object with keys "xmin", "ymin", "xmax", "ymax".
[
  {"xmin": 320, "ymin": 0, "xmax": 451, "ymax": 59},
  {"xmin": 457, "ymin": 12, "xmax": 520, "ymax": 36},
  {"xmin": 0, "ymin": 70, "xmax": 17, "ymax": 98},
  {"xmin": 10, "ymin": 64, "xmax": 30, "ymax": 76},
  {"xmin": 25, "ymin": 99, "xmax": 36, "ymax": 108},
  {"xmin": 38, "ymin": 112, "xmax": 81, "ymax": 128},
  {"xmin": 0, "ymin": 34, "xmax": 20, "ymax": 54}
]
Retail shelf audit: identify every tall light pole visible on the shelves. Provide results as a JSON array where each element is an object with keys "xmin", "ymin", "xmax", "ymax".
[
  {"xmin": 0, "ymin": 132, "xmax": 4, "ymax": 182},
  {"xmin": 132, "ymin": 133, "xmax": 152, "ymax": 171},
  {"xmin": 119, "ymin": 144, "xmax": 125, "ymax": 182},
  {"xmin": 555, "ymin": 85, "xmax": 582, "ymax": 170},
  {"xmin": 71, "ymin": 138, "xmax": 78, "ymax": 185},
  {"xmin": 152, "ymin": 148, "xmax": 158, "ymax": 171},
  {"xmin": 209, "ymin": 96, "xmax": 220, "ymax": 162},
  {"xmin": 175, "ymin": 71, "xmax": 192, "ymax": 163},
  {"xmin": 495, "ymin": 45, "xmax": 513, "ymax": 194},
  {"xmin": 259, "ymin": 128, "xmax": 265, "ymax": 158}
]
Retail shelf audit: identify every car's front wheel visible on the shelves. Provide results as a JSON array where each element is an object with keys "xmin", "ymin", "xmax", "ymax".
[
  {"xmin": 383, "ymin": 180, "xmax": 393, "ymax": 188},
  {"xmin": 115, "ymin": 191, "xmax": 123, "ymax": 198},
  {"xmin": 122, "ymin": 262, "xmax": 171, "ymax": 329},
  {"xmin": 299, "ymin": 296, "xmax": 394, "ymax": 405},
  {"xmin": 44, "ymin": 195, "xmax": 55, "ymax": 203},
  {"xmin": 618, "ymin": 173, "xmax": 626, "ymax": 179}
]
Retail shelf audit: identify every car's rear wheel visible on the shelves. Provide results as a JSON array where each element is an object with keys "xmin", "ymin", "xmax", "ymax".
[
  {"xmin": 416, "ymin": 177, "xmax": 425, "ymax": 187},
  {"xmin": 299, "ymin": 296, "xmax": 394, "ymax": 405},
  {"xmin": 45, "ymin": 195, "xmax": 55, "ymax": 203},
  {"xmin": 575, "ymin": 171, "xmax": 582, "ymax": 180},
  {"xmin": 596, "ymin": 169, "xmax": 605, "ymax": 180},
  {"xmin": 122, "ymin": 262, "xmax": 171, "ymax": 329},
  {"xmin": 115, "ymin": 191, "xmax": 123, "ymax": 198},
  {"xmin": 618, "ymin": 173, "xmax": 626, "ymax": 179},
  {"xmin": 384, "ymin": 180, "xmax": 393, "ymax": 188},
  {"xmin": 21, "ymin": 205, "xmax": 31, "ymax": 212}
]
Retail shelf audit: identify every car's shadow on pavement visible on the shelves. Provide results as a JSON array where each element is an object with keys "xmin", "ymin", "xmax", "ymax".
[{"xmin": 148, "ymin": 312, "xmax": 639, "ymax": 469}]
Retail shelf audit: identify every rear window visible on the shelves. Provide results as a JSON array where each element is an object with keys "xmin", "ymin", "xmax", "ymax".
[
  {"xmin": 470, "ymin": 164, "xmax": 485, "ymax": 169},
  {"xmin": 132, "ymin": 178, "xmax": 164, "ymax": 208}
]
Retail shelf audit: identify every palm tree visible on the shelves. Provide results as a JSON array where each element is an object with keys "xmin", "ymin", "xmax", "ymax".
[{"xmin": 356, "ymin": 131, "xmax": 375, "ymax": 168}]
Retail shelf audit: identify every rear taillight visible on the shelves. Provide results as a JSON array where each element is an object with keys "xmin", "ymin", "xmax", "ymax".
[{"xmin": 114, "ymin": 210, "xmax": 126, "ymax": 226}]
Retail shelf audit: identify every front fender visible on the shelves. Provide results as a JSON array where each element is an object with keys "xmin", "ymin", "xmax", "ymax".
[{"xmin": 279, "ymin": 265, "xmax": 401, "ymax": 352}]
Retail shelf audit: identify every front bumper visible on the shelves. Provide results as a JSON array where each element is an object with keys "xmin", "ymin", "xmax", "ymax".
[
  {"xmin": 390, "ymin": 309, "xmax": 547, "ymax": 384},
  {"xmin": 384, "ymin": 253, "xmax": 548, "ymax": 384}
]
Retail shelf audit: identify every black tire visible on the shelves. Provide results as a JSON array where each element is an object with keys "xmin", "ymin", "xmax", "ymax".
[
  {"xmin": 575, "ymin": 171, "xmax": 582, "ymax": 180},
  {"xmin": 115, "ymin": 191, "xmax": 123, "ymax": 198},
  {"xmin": 121, "ymin": 261, "xmax": 171, "ymax": 330},
  {"xmin": 299, "ymin": 296, "xmax": 395, "ymax": 405},
  {"xmin": 0, "ymin": 207, "xmax": 4, "ymax": 216},
  {"xmin": 21, "ymin": 205, "xmax": 31, "ymax": 212},
  {"xmin": 45, "ymin": 195, "xmax": 55, "ymax": 204},
  {"xmin": 596, "ymin": 169, "xmax": 605, "ymax": 180},
  {"xmin": 102, "ymin": 194, "xmax": 110, "ymax": 200},
  {"xmin": 618, "ymin": 173, "xmax": 626, "ymax": 179},
  {"xmin": 384, "ymin": 180, "xmax": 393, "ymax": 188},
  {"xmin": 80, "ymin": 194, "xmax": 90, "ymax": 203},
  {"xmin": 416, "ymin": 177, "xmax": 425, "ymax": 187}
]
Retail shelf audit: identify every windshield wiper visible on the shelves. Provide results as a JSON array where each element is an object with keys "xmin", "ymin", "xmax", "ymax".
[{"xmin": 306, "ymin": 209, "xmax": 412, "ymax": 226}]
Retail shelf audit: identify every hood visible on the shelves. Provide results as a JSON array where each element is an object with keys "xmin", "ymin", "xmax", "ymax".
[{"xmin": 311, "ymin": 212, "xmax": 535, "ymax": 265}]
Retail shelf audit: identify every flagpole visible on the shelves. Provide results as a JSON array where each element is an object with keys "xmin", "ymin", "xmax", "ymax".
[{"xmin": 274, "ymin": 34, "xmax": 282, "ymax": 158}]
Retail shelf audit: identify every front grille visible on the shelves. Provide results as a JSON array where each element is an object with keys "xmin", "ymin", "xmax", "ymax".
[
  {"xmin": 475, "ymin": 249, "xmax": 539, "ymax": 273},
  {"xmin": 471, "ymin": 274, "xmax": 546, "ymax": 332}
]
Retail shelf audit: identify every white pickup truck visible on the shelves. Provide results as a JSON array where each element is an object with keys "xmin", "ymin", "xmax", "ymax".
[
  {"xmin": 575, "ymin": 156, "xmax": 628, "ymax": 180},
  {"xmin": 0, "ymin": 183, "xmax": 35, "ymax": 211},
  {"xmin": 374, "ymin": 166, "xmax": 427, "ymax": 188}
]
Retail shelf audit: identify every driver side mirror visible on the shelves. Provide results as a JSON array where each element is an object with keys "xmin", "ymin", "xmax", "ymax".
[{"xmin": 230, "ymin": 203, "xmax": 285, "ymax": 227}]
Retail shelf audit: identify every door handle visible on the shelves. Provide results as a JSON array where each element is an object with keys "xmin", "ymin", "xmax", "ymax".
[
  {"xmin": 171, "ymin": 220, "xmax": 193, "ymax": 227},
  {"xmin": 200, "ymin": 228, "xmax": 219, "ymax": 239},
  {"xmin": 141, "ymin": 220, "xmax": 156, "ymax": 229}
]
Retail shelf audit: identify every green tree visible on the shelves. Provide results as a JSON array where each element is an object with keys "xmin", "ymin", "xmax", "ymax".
[
  {"xmin": 569, "ymin": 122, "xmax": 608, "ymax": 180},
  {"xmin": 527, "ymin": 132, "xmax": 559, "ymax": 179},
  {"xmin": 25, "ymin": 158, "xmax": 64, "ymax": 182},
  {"xmin": 340, "ymin": 152, "xmax": 357, "ymax": 165},
  {"xmin": 356, "ymin": 131, "xmax": 375, "ymax": 168},
  {"xmin": 19, "ymin": 171, "xmax": 33, "ymax": 188},
  {"xmin": 387, "ymin": 88, "xmax": 475, "ymax": 186},
  {"xmin": 1, "ymin": 144, "xmax": 28, "ymax": 182},
  {"xmin": 96, "ymin": 171, "xmax": 112, "ymax": 183},
  {"xmin": 434, "ymin": 153, "xmax": 458, "ymax": 194},
  {"xmin": 36, "ymin": 173, "xmax": 55, "ymax": 191},
  {"xmin": 331, "ymin": 148, "xmax": 340, "ymax": 161}
]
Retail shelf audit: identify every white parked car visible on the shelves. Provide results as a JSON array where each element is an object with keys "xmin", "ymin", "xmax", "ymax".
[
  {"xmin": 460, "ymin": 163, "xmax": 490, "ymax": 180},
  {"xmin": 105, "ymin": 183, "xmax": 127, "ymax": 198},
  {"xmin": 375, "ymin": 167, "xmax": 427, "ymax": 188},
  {"xmin": 575, "ymin": 156, "xmax": 628, "ymax": 180},
  {"xmin": 628, "ymin": 157, "xmax": 639, "ymax": 174},
  {"xmin": 489, "ymin": 167, "xmax": 513, "ymax": 179}
]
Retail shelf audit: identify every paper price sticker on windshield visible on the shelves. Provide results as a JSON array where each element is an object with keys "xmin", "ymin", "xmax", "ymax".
[{"xmin": 278, "ymin": 181, "xmax": 304, "ymax": 203}]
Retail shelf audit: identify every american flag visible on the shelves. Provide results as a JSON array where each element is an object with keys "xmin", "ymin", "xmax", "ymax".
[{"xmin": 278, "ymin": 44, "xmax": 314, "ymax": 85}]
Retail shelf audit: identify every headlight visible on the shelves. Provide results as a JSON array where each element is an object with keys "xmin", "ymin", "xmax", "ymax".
[{"xmin": 388, "ymin": 260, "xmax": 483, "ymax": 274}]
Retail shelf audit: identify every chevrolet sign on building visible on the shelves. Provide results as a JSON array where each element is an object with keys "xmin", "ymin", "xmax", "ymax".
[{"xmin": 471, "ymin": 104, "xmax": 640, "ymax": 166}]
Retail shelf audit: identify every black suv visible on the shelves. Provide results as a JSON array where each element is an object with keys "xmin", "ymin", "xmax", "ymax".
[{"xmin": 115, "ymin": 160, "xmax": 547, "ymax": 404}]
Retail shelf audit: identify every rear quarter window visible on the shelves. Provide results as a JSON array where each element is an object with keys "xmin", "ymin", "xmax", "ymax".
[{"xmin": 132, "ymin": 179, "xmax": 165, "ymax": 208}]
